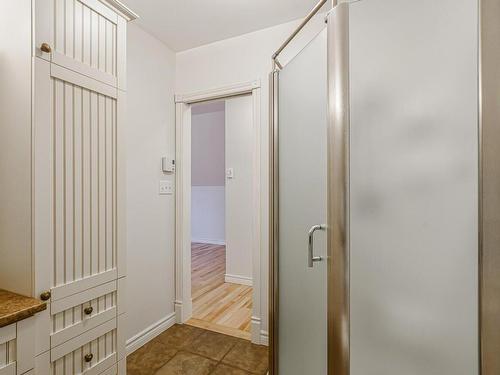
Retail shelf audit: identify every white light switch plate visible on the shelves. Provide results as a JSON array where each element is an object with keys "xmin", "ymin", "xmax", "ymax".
[{"xmin": 159, "ymin": 180, "xmax": 173, "ymax": 195}]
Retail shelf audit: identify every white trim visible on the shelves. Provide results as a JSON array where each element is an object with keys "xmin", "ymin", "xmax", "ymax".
[
  {"xmin": 125, "ymin": 312, "xmax": 176, "ymax": 355},
  {"xmin": 175, "ymin": 102, "xmax": 193, "ymax": 324},
  {"xmin": 51, "ymin": 318, "xmax": 116, "ymax": 361},
  {"xmin": 99, "ymin": 0, "xmax": 139, "ymax": 21},
  {"xmin": 50, "ymin": 64, "xmax": 117, "ymax": 99},
  {"xmin": 175, "ymin": 81, "xmax": 262, "ymax": 344},
  {"xmin": 52, "ymin": 51, "xmax": 117, "ymax": 88},
  {"xmin": 51, "ymin": 268, "xmax": 117, "ymax": 301},
  {"xmin": 225, "ymin": 274, "xmax": 253, "ymax": 286},
  {"xmin": 175, "ymin": 80, "xmax": 260, "ymax": 104},
  {"xmin": 51, "ymin": 280, "xmax": 116, "ymax": 314},
  {"xmin": 251, "ymin": 317, "xmax": 261, "ymax": 344},
  {"xmin": 81, "ymin": 0, "xmax": 119, "ymax": 23},
  {"xmin": 260, "ymin": 330, "xmax": 269, "ymax": 346},
  {"xmin": 250, "ymin": 86, "xmax": 262, "ymax": 345},
  {"xmin": 191, "ymin": 238, "xmax": 226, "ymax": 246}
]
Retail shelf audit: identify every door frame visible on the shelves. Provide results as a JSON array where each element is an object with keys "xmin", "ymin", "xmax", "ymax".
[{"xmin": 174, "ymin": 80, "xmax": 263, "ymax": 344}]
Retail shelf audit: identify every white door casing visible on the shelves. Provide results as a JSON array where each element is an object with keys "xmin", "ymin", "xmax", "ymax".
[{"xmin": 174, "ymin": 80, "xmax": 263, "ymax": 344}]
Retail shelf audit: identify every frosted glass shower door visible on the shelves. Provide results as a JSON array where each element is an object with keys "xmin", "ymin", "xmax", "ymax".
[
  {"xmin": 327, "ymin": 1, "xmax": 479, "ymax": 374},
  {"xmin": 278, "ymin": 28, "xmax": 327, "ymax": 375}
]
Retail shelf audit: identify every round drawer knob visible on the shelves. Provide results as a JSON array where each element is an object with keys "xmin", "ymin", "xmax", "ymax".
[
  {"xmin": 40, "ymin": 42, "xmax": 52, "ymax": 53},
  {"xmin": 84, "ymin": 353, "xmax": 93, "ymax": 363},
  {"xmin": 40, "ymin": 291, "xmax": 51, "ymax": 301},
  {"xmin": 84, "ymin": 306, "xmax": 93, "ymax": 315}
]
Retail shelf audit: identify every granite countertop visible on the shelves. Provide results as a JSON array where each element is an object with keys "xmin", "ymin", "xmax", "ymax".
[{"xmin": 0, "ymin": 289, "xmax": 47, "ymax": 327}]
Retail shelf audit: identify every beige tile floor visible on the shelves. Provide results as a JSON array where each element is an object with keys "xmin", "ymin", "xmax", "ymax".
[{"xmin": 127, "ymin": 324, "xmax": 268, "ymax": 375}]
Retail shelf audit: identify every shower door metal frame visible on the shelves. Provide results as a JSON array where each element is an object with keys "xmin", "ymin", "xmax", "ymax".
[
  {"xmin": 325, "ymin": 4, "xmax": 350, "ymax": 375},
  {"xmin": 269, "ymin": 67, "xmax": 279, "ymax": 375}
]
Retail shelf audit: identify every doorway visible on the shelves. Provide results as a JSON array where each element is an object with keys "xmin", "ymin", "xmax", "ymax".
[
  {"xmin": 174, "ymin": 81, "xmax": 263, "ymax": 344},
  {"xmin": 189, "ymin": 98, "xmax": 253, "ymax": 340}
]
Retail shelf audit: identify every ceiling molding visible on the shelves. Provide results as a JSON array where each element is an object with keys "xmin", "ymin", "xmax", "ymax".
[
  {"xmin": 101, "ymin": 0, "xmax": 139, "ymax": 21},
  {"xmin": 175, "ymin": 80, "xmax": 260, "ymax": 104}
]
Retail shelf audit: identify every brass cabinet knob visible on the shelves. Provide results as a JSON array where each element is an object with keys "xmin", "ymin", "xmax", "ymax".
[
  {"xmin": 84, "ymin": 353, "xmax": 93, "ymax": 363},
  {"xmin": 40, "ymin": 43, "xmax": 52, "ymax": 53},
  {"xmin": 40, "ymin": 291, "xmax": 51, "ymax": 301},
  {"xmin": 84, "ymin": 306, "xmax": 93, "ymax": 315}
]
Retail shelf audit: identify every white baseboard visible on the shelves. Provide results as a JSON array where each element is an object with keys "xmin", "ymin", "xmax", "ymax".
[
  {"xmin": 191, "ymin": 238, "xmax": 226, "ymax": 246},
  {"xmin": 260, "ymin": 330, "xmax": 269, "ymax": 346},
  {"xmin": 126, "ymin": 312, "xmax": 176, "ymax": 355},
  {"xmin": 251, "ymin": 316, "xmax": 268, "ymax": 346},
  {"xmin": 174, "ymin": 298, "xmax": 193, "ymax": 324},
  {"xmin": 251, "ymin": 316, "xmax": 261, "ymax": 344},
  {"xmin": 225, "ymin": 274, "xmax": 253, "ymax": 286}
]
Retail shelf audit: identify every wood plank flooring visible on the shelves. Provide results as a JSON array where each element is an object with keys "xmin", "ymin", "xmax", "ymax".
[{"xmin": 187, "ymin": 243, "xmax": 252, "ymax": 340}]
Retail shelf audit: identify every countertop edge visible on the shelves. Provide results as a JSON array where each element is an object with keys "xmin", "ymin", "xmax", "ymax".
[{"xmin": 0, "ymin": 302, "xmax": 47, "ymax": 328}]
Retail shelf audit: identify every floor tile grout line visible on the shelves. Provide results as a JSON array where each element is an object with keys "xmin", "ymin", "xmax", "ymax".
[
  {"xmin": 178, "ymin": 331, "xmax": 239, "ymax": 369},
  {"xmin": 132, "ymin": 329, "xmax": 268, "ymax": 375},
  {"xmin": 214, "ymin": 339, "xmax": 238, "ymax": 370}
]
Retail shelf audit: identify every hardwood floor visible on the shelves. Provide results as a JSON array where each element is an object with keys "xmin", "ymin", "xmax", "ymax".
[{"xmin": 187, "ymin": 243, "xmax": 252, "ymax": 340}]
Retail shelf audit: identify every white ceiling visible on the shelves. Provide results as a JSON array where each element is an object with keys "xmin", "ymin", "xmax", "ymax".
[{"xmin": 122, "ymin": 0, "xmax": 324, "ymax": 51}]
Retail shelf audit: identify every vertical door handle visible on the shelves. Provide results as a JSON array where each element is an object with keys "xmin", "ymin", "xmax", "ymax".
[{"xmin": 308, "ymin": 224, "xmax": 326, "ymax": 267}]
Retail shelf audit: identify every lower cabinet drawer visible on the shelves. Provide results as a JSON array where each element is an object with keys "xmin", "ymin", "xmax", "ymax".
[
  {"xmin": 51, "ymin": 281, "xmax": 117, "ymax": 348},
  {"xmin": 50, "ymin": 319, "xmax": 117, "ymax": 375}
]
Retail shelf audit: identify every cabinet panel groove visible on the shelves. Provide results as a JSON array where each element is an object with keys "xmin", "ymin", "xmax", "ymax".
[
  {"xmin": 54, "ymin": 0, "xmax": 117, "ymax": 81},
  {"xmin": 51, "ymin": 75, "xmax": 117, "ymax": 293}
]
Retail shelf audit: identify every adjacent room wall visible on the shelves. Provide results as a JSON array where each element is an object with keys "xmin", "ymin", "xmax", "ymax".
[
  {"xmin": 126, "ymin": 23, "xmax": 176, "ymax": 345},
  {"xmin": 191, "ymin": 102, "xmax": 226, "ymax": 244},
  {"xmin": 176, "ymin": 15, "xmax": 326, "ymax": 337},
  {"xmin": 225, "ymin": 95, "xmax": 254, "ymax": 285}
]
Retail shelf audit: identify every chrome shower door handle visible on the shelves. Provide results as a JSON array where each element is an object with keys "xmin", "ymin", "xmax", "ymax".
[{"xmin": 308, "ymin": 224, "xmax": 326, "ymax": 267}]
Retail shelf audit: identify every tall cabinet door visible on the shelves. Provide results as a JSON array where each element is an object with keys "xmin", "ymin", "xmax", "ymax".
[
  {"xmin": 34, "ymin": 58, "xmax": 119, "ymax": 304},
  {"xmin": 34, "ymin": 0, "xmax": 127, "ymax": 89}
]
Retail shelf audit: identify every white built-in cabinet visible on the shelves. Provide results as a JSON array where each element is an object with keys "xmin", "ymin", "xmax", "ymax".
[
  {"xmin": 0, "ymin": 0, "xmax": 136, "ymax": 374},
  {"xmin": 0, "ymin": 318, "xmax": 37, "ymax": 375}
]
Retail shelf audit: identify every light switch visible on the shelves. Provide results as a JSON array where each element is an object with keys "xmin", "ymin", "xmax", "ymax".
[{"xmin": 159, "ymin": 180, "xmax": 173, "ymax": 195}]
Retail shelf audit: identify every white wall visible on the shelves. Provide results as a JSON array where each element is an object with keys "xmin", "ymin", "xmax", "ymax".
[
  {"xmin": 225, "ymin": 95, "xmax": 254, "ymax": 284},
  {"xmin": 0, "ymin": 0, "xmax": 33, "ymax": 296},
  {"xmin": 176, "ymin": 15, "xmax": 326, "ymax": 335},
  {"xmin": 191, "ymin": 186, "xmax": 225, "ymax": 244},
  {"xmin": 126, "ymin": 23, "xmax": 176, "ymax": 343},
  {"xmin": 191, "ymin": 104, "xmax": 226, "ymax": 244},
  {"xmin": 191, "ymin": 103, "xmax": 225, "ymax": 186}
]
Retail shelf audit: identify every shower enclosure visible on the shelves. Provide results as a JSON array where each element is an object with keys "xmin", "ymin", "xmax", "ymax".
[{"xmin": 270, "ymin": 0, "xmax": 500, "ymax": 374}]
